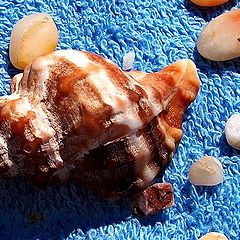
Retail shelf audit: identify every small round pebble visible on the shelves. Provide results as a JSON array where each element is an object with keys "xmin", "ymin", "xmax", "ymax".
[
  {"xmin": 189, "ymin": 156, "xmax": 223, "ymax": 186},
  {"xmin": 199, "ymin": 232, "xmax": 228, "ymax": 240},
  {"xmin": 225, "ymin": 113, "xmax": 240, "ymax": 150}
]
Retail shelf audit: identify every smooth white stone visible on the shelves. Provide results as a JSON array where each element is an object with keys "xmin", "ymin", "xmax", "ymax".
[
  {"xmin": 189, "ymin": 156, "xmax": 223, "ymax": 186},
  {"xmin": 225, "ymin": 113, "xmax": 240, "ymax": 150}
]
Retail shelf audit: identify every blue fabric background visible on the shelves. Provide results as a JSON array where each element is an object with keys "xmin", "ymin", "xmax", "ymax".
[{"xmin": 0, "ymin": 0, "xmax": 239, "ymax": 239}]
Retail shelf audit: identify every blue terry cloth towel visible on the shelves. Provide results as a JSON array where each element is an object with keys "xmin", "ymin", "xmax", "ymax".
[{"xmin": 0, "ymin": 0, "xmax": 239, "ymax": 239}]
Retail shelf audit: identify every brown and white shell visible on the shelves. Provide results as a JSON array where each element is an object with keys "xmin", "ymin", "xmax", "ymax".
[{"xmin": 0, "ymin": 50, "xmax": 200, "ymax": 201}]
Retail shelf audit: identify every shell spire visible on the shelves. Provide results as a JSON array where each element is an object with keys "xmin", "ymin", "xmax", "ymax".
[
  {"xmin": 0, "ymin": 50, "xmax": 200, "ymax": 200},
  {"xmin": 73, "ymin": 59, "xmax": 200, "ymax": 198}
]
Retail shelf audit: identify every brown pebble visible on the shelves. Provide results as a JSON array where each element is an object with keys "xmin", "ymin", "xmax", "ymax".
[
  {"xmin": 131, "ymin": 182, "xmax": 174, "ymax": 216},
  {"xmin": 28, "ymin": 212, "xmax": 43, "ymax": 223}
]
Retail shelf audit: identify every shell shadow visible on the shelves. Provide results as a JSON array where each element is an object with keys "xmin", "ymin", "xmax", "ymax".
[
  {"xmin": 0, "ymin": 178, "xmax": 127, "ymax": 239},
  {"xmin": 0, "ymin": 177, "xmax": 169, "ymax": 240}
]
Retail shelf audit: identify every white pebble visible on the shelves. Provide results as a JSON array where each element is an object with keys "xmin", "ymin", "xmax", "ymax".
[
  {"xmin": 225, "ymin": 113, "xmax": 240, "ymax": 150},
  {"xmin": 199, "ymin": 232, "xmax": 228, "ymax": 240},
  {"xmin": 197, "ymin": 9, "xmax": 240, "ymax": 61},
  {"xmin": 189, "ymin": 156, "xmax": 223, "ymax": 186},
  {"xmin": 122, "ymin": 51, "xmax": 135, "ymax": 70}
]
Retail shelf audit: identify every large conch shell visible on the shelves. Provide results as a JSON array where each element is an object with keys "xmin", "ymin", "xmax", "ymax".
[{"xmin": 0, "ymin": 50, "xmax": 200, "ymax": 201}]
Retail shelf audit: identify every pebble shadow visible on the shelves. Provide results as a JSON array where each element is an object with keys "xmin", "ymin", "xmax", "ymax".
[
  {"xmin": 218, "ymin": 133, "xmax": 240, "ymax": 157},
  {"xmin": 192, "ymin": 45, "xmax": 240, "ymax": 76},
  {"xmin": 4, "ymin": 46, "xmax": 21, "ymax": 82}
]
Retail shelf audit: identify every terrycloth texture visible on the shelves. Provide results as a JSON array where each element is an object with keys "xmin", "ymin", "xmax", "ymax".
[{"xmin": 0, "ymin": 0, "xmax": 239, "ymax": 239}]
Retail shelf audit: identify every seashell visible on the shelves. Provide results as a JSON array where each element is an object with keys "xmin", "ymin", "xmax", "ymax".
[
  {"xmin": 0, "ymin": 50, "xmax": 200, "ymax": 206},
  {"xmin": 225, "ymin": 113, "xmax": 240, "ymax": 150},
  {"xmin": 9, "ymin": 13, "xmax": 58, "ymax": 70},
  {"xmin": 190, "ymin": 0, "xmax": 229, "ymax": 7},
  {"xmin": 131, "ymin": 182, "xmax": 174, "ymax": 216},
  {"xmin": 189, "ymin": 156, "xmax": 224, "ymax": 186},
  {"xmin": 199, "ymin": 232, "xmax": 228, "ymax": 240},
  {"xmin": 197, "ymin": 9, "xmax": 240, "ymax": 61}
]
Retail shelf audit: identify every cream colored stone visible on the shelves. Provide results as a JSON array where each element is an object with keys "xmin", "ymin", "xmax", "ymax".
[
  {"xmin": 197, "ymin": 10, "xmax": 240, "ymax": 61},
  {"xmin": 9, "ymin": 13, "xmax": 58, "ymax": 70},
  {"xmin": 189, "ymin": 156, "xmax": 223, "ymax": 186}
]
